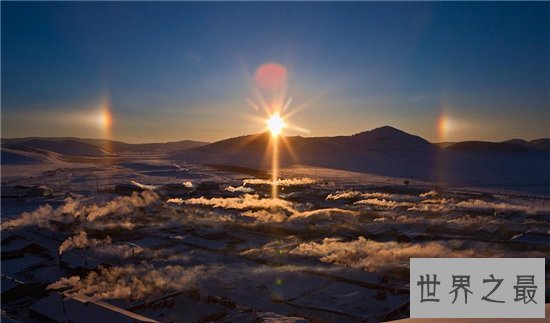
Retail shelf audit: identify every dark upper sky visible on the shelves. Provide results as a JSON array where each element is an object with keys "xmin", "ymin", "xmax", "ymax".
[{"xmin": 2, "ymin": 2, "xmax": 549, "ymax": 143}]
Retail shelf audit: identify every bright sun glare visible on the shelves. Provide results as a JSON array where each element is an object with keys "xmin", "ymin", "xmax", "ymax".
[{"xmin": 267, "ymin": 113, "xmax": 285, "ymax": 137}]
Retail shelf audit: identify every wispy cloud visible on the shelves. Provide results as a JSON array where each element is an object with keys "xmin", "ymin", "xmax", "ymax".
[
  {"xmin": 290, "ymin": 237, "xmax": 479, "ymax": 272},
  {"xmin": 2, "ymin": 191, "xmax": 159, "ymax": 230},
  {"xmin": 243, "ymin": 178, "xmax": 316, "ymax": 186},
  {"xmin": 48, "ymin": 263, "xmax": 214, "ymax": 301},
  {"xmin": 225, "ymin": 185, "xmax": 255, "ymax": 193},
  {"xmin": 59, "ymin": 231, "xmax": 143, "ymax": 258}
]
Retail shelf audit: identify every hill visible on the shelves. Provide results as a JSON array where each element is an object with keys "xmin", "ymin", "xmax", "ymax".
[
  {"xmin": 0, "ymin": 148, "xmax": 58, "ymax": 164},
  {"xmin": 446, "ymin": 139, "xmax": 550, "ymax": 153},
  {"xmin": 4, "ymin": 139, "xmax": 112, "ymax": 157},
  {"xmin": 172, "ymin": 126, "xmax": 550, "ymax": 186},
  {"xmin": 1, "ymin": 137, "xmax": 209, "ymax": 154}
]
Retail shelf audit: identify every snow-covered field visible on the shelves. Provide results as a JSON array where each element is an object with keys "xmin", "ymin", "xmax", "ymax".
[{"xmin": 2, "ymin": 157, "xmax": 549, "ymax": 322}]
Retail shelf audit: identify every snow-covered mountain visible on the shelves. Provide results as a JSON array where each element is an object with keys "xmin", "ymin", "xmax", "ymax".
[
  {"xmin": 2, "ymin": 127, "xmax": 548, "ymax": 188},
  {"xmin": 4, "ymin": 139, "xmax": 113, "ymax": 157},
  {"xmin": 1, "ymin": 137, "xmax": 209, "ymax": 156},
  {"xmin": 172, "ymin": 126, "xmax": 550, "ymax": 187}
]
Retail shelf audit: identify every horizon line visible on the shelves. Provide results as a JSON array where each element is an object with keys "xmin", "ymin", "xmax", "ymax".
[{"xmin": 2, "ymin": 126, "xmax": 549, "ymax": 146}]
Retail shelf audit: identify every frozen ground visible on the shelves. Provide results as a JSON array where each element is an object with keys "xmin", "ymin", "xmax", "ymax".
[{"xmin": 1, "ymin": 155, "xmax": 549, "ymax": 322}]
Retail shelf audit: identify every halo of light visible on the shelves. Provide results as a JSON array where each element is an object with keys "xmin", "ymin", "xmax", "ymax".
[
  {"xmin": 99, "ymin": 106, "xmax": 112, "ymax": 130},
  {"xmin": 437, "ymin": 114, "xmax": 452, "ymax": 142},
  {"xmin": 97, "ymin": 96, "xmax": 113, "ymax": 142},
  {"xmin": 255, "ymin": 63, "xmax": 287, "ymax": 91}
]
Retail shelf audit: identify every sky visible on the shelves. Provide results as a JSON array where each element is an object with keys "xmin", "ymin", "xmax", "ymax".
[{"xmin": 2, "ymin": 2, "xmax": 549, "ymax": 143}]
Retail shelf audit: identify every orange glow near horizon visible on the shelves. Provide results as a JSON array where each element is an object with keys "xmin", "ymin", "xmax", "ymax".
[
  {"xmin": 97, "ymin": 96, "xmax": 113, "ymax": 152},
  {"xmin": 99, "ymin": 100, "xmax": 113, "ymax": 134},
  {"xmin": 437, "ymin": 113, "xmax": 452, "ymax": 142}
]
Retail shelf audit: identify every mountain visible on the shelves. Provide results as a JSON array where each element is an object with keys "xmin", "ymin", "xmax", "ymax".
[
  {"xmin": 172, "ymin": 126, "xmax": 550, "ymax": 186},
  {"xmin": 445, "ymin": 141, "xmax": 531, "ymax": 152},
  {"xmin": 0, "ymin": 147, "xmax": 58, "ymax": 164},
  {"xmin": 180, "ymin": 126, "xmax": 433, "ymax": 155},
  {"xmin": 3, "ymin": 129, "xmax": 548, "ymax": 188},
  {"xmin": 1, "ymin": 137, "xmax": 209, "ymax": 154},
  {"xmin": 337, "ymin": 126, "xmax": 435, "ymax": 152},
  {"xmin": 4, "ymin": 139, "xmax": 113, "ymax": 157},
  {"xmin": 502, "ymin": 139, "xmax": 528, "ymax": 146},
  {"xmin": 80, "ymin": 138, "xmax": 209, "ymax": 153},
  {"xmin": 433, "ymin": 142, "xmax": 455, "ymax": 148},
  {"xmin": 172, "ymin": 126, "xmax": 439, "ymax": 179},
  {"xmin": 445, "ymin": 139, "xmax": 550, "ymax": 153},
  {"xmin": 529, "ymin": 138, "xmax": 550, "ymax": 152}
]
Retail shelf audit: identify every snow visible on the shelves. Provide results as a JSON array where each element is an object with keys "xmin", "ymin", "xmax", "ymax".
[
  {"xmin": 1, "ymin": 140, "xmax": 549, "ymax": 321},
  {"xmin": 6, "ymin": 139, "xmax": 112, "ymax": 157}
]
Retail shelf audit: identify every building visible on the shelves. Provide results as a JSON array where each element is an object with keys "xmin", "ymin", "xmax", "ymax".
[{"xmin": 30, "ymin": 292, "xmax": 159, "ymax": 323}]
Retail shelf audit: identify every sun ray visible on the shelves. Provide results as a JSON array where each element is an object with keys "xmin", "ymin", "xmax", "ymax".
[
  {"xmin": 282, "ymin": 97, "xmax": 293, "ymax": 112},
  {"xmin": 248, "ymin": 62, "xmax": 311, "ymax": 199},
  {"xmin": 246, "ymin": 98, "xmax": 261, "ymax": 112},
  {"xmin": 280, "ymin": 136, "xmax": 299, "ymax": 164},
  {"xmin": 271, "ymin": 135, "xmax": 279, "ymax": 199},
  {"xmin": 287, "ymin": 124, "xmax": 311, "ymax": 134}
]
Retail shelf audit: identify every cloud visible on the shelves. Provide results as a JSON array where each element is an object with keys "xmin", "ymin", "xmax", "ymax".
[
  {"xmin": 183, "ymin": 181, "xmax": 193, "ymax": 188},
  {"xmin": 225, "ymin": 185, "xmax": 255, "ymax": 193},
  {"xmin": 326, "ymin": 191, "xmax": 363, "ymax": 200},
  {"xmin": 445, "ymin": 214, "xmax": 494, "ymax": 228},
  {"xmin": 240, "ymin": 210, "xmax": 287, "ymax": 222},
  {"xmin": 59, "ymin": 231, "xmax": 143, "ymax": 258},
  {"xmin": 239, "ymin": 207, "xmax": 361, "ymax": 228},
  {"xmin": 130, "ymin": 181, "xmax": 158, "ymax": 190},
  {"xmin": 59, "ymin": 231, "xmax": 97, "ymax": 255},
  {"xmin": 419, "ymin": 190, "xmax": 438, "ymax": 198},
  {"xmin": 47, "ymin": 262, "xmax": 213, "ymax": 301},
  {"xmin": 287, "ymin": 208, "xmax": 360, "ymax": 228},
  {"xmin": 409, "ymin": 197, "xmax": 550, "ymax": 214},
  {"xmin": 2, "ymin": 199, "xmax": 78, "ymax": 230},
  {"xmin": 168, "ymin": 194, "xmax": 365, "ymax": 230},
  {"xmin": 49, "ymin": 259, "xmax": 374, "ymax": 304},
  {"xmin": 168, "ymin": 194, "xmax": 295, "ymax": 214},
  {"xmin": 243, "ymin": 178, "xmax": 316, "ymax": 187},
  {"xmin": 327, "ymin": 190, "xmax": 418, "ymax": 202},
  {"xmin": 354, "ymin": 198, "xmax": 415, "ymax": 209},
  {"xmin": 85, "ymin": 191, "xmax": 158, "ymax": 221},
  {"xmin": 2, "ymin": 191, "xmax": 159, "ymax": 230},
  {"xmin": 289, "ymin": 237, "xmax": 479, "ymax": 272}
]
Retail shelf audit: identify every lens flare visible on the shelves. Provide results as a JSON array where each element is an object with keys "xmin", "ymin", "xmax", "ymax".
[
  {"xmin": 255, "ymin": 63, "xmax": 287, "ymax": 91},
  {"xmin": 249, "ymin": 62, "xmax": 309, "ymax": 199}
]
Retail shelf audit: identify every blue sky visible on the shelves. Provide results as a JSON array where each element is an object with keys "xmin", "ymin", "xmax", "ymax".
[{"xmin": 2, "ymin": 2, "xmax": 549, "ymax": 142}]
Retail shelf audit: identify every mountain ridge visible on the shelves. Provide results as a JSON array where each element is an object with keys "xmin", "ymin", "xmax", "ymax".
[
  {"xmin": 2, "ymin": 137, "xmax": 209, "ymax": 154},
  {"xmin": 3, "ymin": 126, "xmax": 549, "ymax": 187}
]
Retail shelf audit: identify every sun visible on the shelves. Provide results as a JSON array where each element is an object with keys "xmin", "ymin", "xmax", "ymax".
[{"xmin": 267, "ymin": 113, "xmax": 285, "ymax": 137}]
